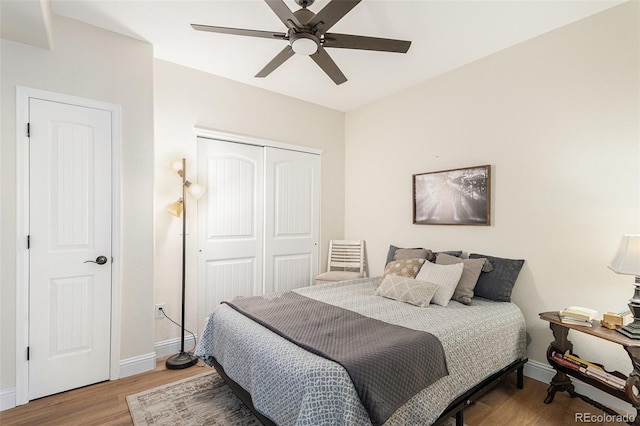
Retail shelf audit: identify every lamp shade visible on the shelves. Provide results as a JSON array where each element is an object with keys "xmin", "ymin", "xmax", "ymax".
[
  {"xmin": 185, "ymin": 181, "xmax": 206, "ymax": 200},
  {"xmin": 166, "ymin": 198, "xmax": 183, "ymax": 217},
  {"xmin": 169, "ymin": 158, "xmax": 184, "ymax": 174},
  {"xmin": 609, "ymin": 234, "xmax": 640, "ymax": 275}
]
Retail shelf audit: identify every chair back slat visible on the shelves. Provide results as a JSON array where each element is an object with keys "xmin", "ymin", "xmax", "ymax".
[{"xmin": 327, "ymin": 240, "xmax": 365, "ymax": 274}]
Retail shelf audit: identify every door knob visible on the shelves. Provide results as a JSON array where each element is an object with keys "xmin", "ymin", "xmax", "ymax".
[{"xmin": 85, "ymin": 255, "xmax": 108, "ymax": 265}]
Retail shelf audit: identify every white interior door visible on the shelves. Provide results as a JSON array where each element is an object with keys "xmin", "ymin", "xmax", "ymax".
[
  {"xmin": 264, "ymin": 148, "xmax": 320, "ymax": 293},
  {"xmin": 198, "ymin": 138, "xmax": 264, "ymax": 317},
  {"xmin": 28, "ymin": 98, "xmax": 112, "ymax": 399}
]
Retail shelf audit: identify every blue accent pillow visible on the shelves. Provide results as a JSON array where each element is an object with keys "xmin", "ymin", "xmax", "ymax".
[{"xmin": 469, "ymin": 253, "xmax": 525, "ymax": 302}]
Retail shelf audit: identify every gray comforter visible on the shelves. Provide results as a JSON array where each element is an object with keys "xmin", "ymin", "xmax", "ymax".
[
  {"xmin": 196, "ymin": 277, "xmax": 527, "ymax": 425},
  {"xmin": 226, "ymin": 291, "xmax": 448, "ymax": 425}
]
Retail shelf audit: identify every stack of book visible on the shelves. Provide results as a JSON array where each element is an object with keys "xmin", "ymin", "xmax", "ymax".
[
  {"xmin": 551, "ymin": 351, "xmax": 626, "ymax": 390},
  {"xmin": 558, "ymin": 306, "xmax": 598, "ymax": 327}
]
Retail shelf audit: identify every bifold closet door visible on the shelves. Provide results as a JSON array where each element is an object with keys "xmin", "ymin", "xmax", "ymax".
[
  {"xmin": 198, "ymin": 138, "xmax": 320, "ymax": 318},
  {"xmin": 197, "ymin": 138, "xmax": 264, "ymax": 317},
  {"xmin": 264, "ymin": 147, "xmax": 320, "ymax": 294}
]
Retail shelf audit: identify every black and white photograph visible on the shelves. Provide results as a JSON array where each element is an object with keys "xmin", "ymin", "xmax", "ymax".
[{"xmin": 413, "ymin": 165, "xmax": 491, "ymax": 225}]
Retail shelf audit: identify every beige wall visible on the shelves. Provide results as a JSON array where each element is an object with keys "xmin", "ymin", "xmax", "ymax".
[
  {"xmin": 345, "ymin": 2, "xmax": 639, "ymax": 373},
  {"xmin": 1, "ymin": 16, "xmax": 155, "ymax": 389},
  {"xmin": 153, "ymin": 59, "xmax": 345, "ymax": 343}
]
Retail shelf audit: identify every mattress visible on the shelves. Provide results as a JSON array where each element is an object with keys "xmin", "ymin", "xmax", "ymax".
[{"xmin": 195, "ymin": 277, "xmax": 527, "ymax": 425}]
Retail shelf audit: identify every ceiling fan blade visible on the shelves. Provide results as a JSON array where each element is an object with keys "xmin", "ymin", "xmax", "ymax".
[
  {"xmin": 255, "ymin": 45, "xmax": 295, "ymax": 78},
  {"xmin": 309, "ymin": 0, "xmax": 361, "ymax": 34},
  {"xmin": 323, "ymin": 33, "xmax": 411, "ymax": 53},
  {"xmin": 264, "ymin": 0, "xmax": 303, "ymax": 29},
  {"xmin": 191, "ymin": 24, "xmax": 286, "ymax": 40},
  {"xmin": 310, "ymin": 47, "xmax": 347, "ymax": 85}
]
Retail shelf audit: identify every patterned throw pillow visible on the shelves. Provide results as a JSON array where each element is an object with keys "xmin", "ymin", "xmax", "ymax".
[
  {"xmin": 375, "ymin": 275, "xmax": 438, "ymax": 307},
  {"xmin": 381, "ymin": 258, "xmax": 426, "ymax": 281},
  {"xmin": 415, "ymin": 260, "xmax": 464, "ymax": 307}
]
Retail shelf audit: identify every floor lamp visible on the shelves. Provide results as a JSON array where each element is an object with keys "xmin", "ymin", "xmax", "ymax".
[{"xmin": 166, "ymin": 158, "xmax": 205, "ymax": 369}]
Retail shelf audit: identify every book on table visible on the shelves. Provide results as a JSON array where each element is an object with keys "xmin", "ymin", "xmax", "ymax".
[
  {"xmin": 559, "ymin": 306, "xmax": 598, "ymax": 326},
  {"xmin": 559, "ymin": 306, "xmax": 598, "ymax": 321},
  {"xmin": 551, "ymin": 351, "xmax": 626, "ymax": 390},
  {"xmin": 559, "ymin": 317, "xmax": 593, "ymax": 327}
]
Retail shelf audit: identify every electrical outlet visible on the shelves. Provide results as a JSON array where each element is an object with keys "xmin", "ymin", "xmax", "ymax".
[{"xmin": 155, "ymin": 303, "xmax": 166, "ymax": 319}]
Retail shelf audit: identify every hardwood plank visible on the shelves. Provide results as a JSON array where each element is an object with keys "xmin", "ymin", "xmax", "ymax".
[
  {"xmin": 465, "ymin": 375, "xmax": 629, "ymax": 426},
  {"xmin": 1, "ymin": 358, "xmax": 630, "ymax": 425},
  {"xmin": 0, "ymin": 357, "xmax": 207, "ymax": 425}
]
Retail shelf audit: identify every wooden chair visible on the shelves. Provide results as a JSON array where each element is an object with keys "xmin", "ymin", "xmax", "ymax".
[{"xmin": 315, "ymin": 240, "xmax": 366, "ymax": 284}]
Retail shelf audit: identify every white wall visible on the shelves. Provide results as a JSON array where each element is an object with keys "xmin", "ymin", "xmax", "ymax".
[
  {"xmin": 345, "ymin": 2, "xmax": 639, "ymax": 373},
  {"xmin": 153, "ymin": 59, "xmax": 345, "ymax": 343},
  {"xmin": 1, "ymin": 15, "xmax": 155, "ymax": 391}
]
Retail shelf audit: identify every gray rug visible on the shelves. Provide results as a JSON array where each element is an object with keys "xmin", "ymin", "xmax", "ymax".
[
  {"xmin": 127, "ymin": 369, "xmax": 460, "ymax": 425},
  {"xmin": 126, "ymin": 370, "xmax": 260, "ymax": 425}
]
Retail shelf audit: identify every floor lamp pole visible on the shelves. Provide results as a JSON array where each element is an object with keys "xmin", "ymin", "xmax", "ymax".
[{"xmin": 166, "ymin": 158, "xmax": 197, "ymax": 370}]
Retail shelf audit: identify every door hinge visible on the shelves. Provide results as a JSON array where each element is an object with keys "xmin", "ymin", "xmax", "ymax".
[
  {"xmin": 27, "ymin": 346, "xmax": 30, "ymax": 361},
  {"xmin": 27, "ymin": 235, "xmax": 30, "ymax": 249},
  {"xmin": 27, "ymin": 123, "xmax": 30, "ymax": 138}
]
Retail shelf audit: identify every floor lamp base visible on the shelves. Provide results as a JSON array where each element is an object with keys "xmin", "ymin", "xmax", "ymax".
[{"xmin": 166, "ymin": 352, "xmax": 198, "ymax": 370}]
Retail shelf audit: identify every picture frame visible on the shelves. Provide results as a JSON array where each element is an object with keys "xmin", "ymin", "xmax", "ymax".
[{"xmin": 413, "ymin": 165, "xmax": 491, "ymax": 226}]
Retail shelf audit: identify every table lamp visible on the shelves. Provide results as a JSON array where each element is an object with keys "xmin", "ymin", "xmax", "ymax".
[{"xmin": 609, "ymin": 234, "xmax": 640, "ymax": 339}]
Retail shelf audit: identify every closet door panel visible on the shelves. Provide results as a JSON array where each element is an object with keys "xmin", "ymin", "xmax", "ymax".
[
  {"xmin": 197, "ymin": 138, "xmax": 264, "ymax": 317},
  {"xmin": 264, "ymin": 147, "xmax": 320, "ymax": 294}
]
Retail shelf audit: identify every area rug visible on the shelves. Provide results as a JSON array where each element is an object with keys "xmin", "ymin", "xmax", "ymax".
[
  {"xmin": 127, "ymin": 369, "xmax": 460, "ymax": 425},
  {"xmin": 126, "ymin": 370, "xmax": 260, "ymax": 425}
]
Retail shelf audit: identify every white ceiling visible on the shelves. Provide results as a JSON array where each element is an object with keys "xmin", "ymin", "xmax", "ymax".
[{"xmin": 6, "ymin": 0, "xmax": 625, "ymax": 111}]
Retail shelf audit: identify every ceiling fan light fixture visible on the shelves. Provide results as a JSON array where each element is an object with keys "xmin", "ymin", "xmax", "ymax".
[{"xmin": 290, "ymin": 33, "xmax": 318, "ymax": 55}]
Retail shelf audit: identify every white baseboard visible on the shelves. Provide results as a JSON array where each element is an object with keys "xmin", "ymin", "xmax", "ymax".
[
  {"xmin": 154, "ymin": 335, "xmax": 198, "ymax": 359},
  {"xmin": 1, "ymin": 387, "xmax": 16, "ymax": 411},
  {"xmin": 524, "ymin": 359, "xmax": 634, "ymax": 416},
  {"xmin": 119, "ymin": 352, "xmax": 157, "ymax": 378}
]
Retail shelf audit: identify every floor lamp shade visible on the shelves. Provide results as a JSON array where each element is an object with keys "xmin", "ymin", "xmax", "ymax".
[
  {"xmin": 166, "ymin": 198, "xmax": 183, "ymax": 218},
  {"xmin": 166, "ymin": 158, "xmax": 204, "ymax": 369}
]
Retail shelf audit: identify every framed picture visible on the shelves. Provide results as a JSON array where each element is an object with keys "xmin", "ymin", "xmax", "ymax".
[{"xmin": 413, "ymin": 165, "xmax": 491, "ymax": 225}]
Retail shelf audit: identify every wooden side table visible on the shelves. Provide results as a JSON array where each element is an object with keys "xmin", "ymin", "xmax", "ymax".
[{"xmin": 539, "ymin": 312, "xmax": 640, "ymax": 424}]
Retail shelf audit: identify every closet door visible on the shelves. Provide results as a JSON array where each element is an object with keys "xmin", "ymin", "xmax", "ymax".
[
  {"xmin": 197, "ymin": 138, "xmax": 264, "ymax": 317},
  {"xmin": 264, "ymin": 148, "xmax": 320, "ymax": 294}
]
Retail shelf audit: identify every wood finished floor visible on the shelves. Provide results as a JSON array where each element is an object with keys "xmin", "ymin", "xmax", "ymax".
[{"xmin": 0, "ymin": 358, "xmax": 629, "ymax": 425}]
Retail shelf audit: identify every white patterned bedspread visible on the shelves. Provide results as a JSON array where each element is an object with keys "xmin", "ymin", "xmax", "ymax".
[{"xmin": 195, "ymin": 277, "xmax": 526, "ymax": 425}]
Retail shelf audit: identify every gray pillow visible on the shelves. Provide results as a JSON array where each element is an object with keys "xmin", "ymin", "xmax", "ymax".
[
  {"xmin": 385, "ymin": 245, "xmax": 461, "ymax": 268},
  {"xmin": 436, "ymin": 253, "xmax": 486, "ymax": 305},
  {"xmin": 386, "ymin": 245, "xmax": 425, "ymax": 266},
  {"xmin": 469, "ymin": 253, "xmax": 525, "ymax": 302},
  {"xmin": 394, "ymin": 248, "xmax": 432, "ymax": 261},
  {"xmin": 375, "ymin": 275, "xmax": 438, "ymax": 307},
  {"xmin": 436, "ymin": 250, "xmax": 463, "ymax": 260}
]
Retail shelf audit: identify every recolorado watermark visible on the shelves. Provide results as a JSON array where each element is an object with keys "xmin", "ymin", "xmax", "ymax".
[{"xmin": 575, "ymin": 412, "xmax": 635, "ymax": 423}]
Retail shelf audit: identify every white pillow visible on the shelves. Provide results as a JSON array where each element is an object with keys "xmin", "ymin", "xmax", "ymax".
[
  {"xmin": 375, "ymin": 275, "xmax": 438, "ymax": 308},
  {"xmin": 415, "ymin": 260, "xmax": 464, "ymax": 306}
]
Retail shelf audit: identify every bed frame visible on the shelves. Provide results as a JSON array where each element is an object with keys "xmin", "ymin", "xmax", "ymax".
[{"xmin": 211, "ymin": 356, "xmax": 528, "ymax": 426}]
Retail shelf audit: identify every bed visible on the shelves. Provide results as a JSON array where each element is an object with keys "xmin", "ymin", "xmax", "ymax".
[{"xmin": 195, "ymin": 276, "xmax": 527, "ymax": 425}]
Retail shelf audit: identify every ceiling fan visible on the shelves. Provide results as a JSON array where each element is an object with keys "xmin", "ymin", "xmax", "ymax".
[{"xmin": 191, "ymin": 0, "xmax": 411, "ymax": 85}]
